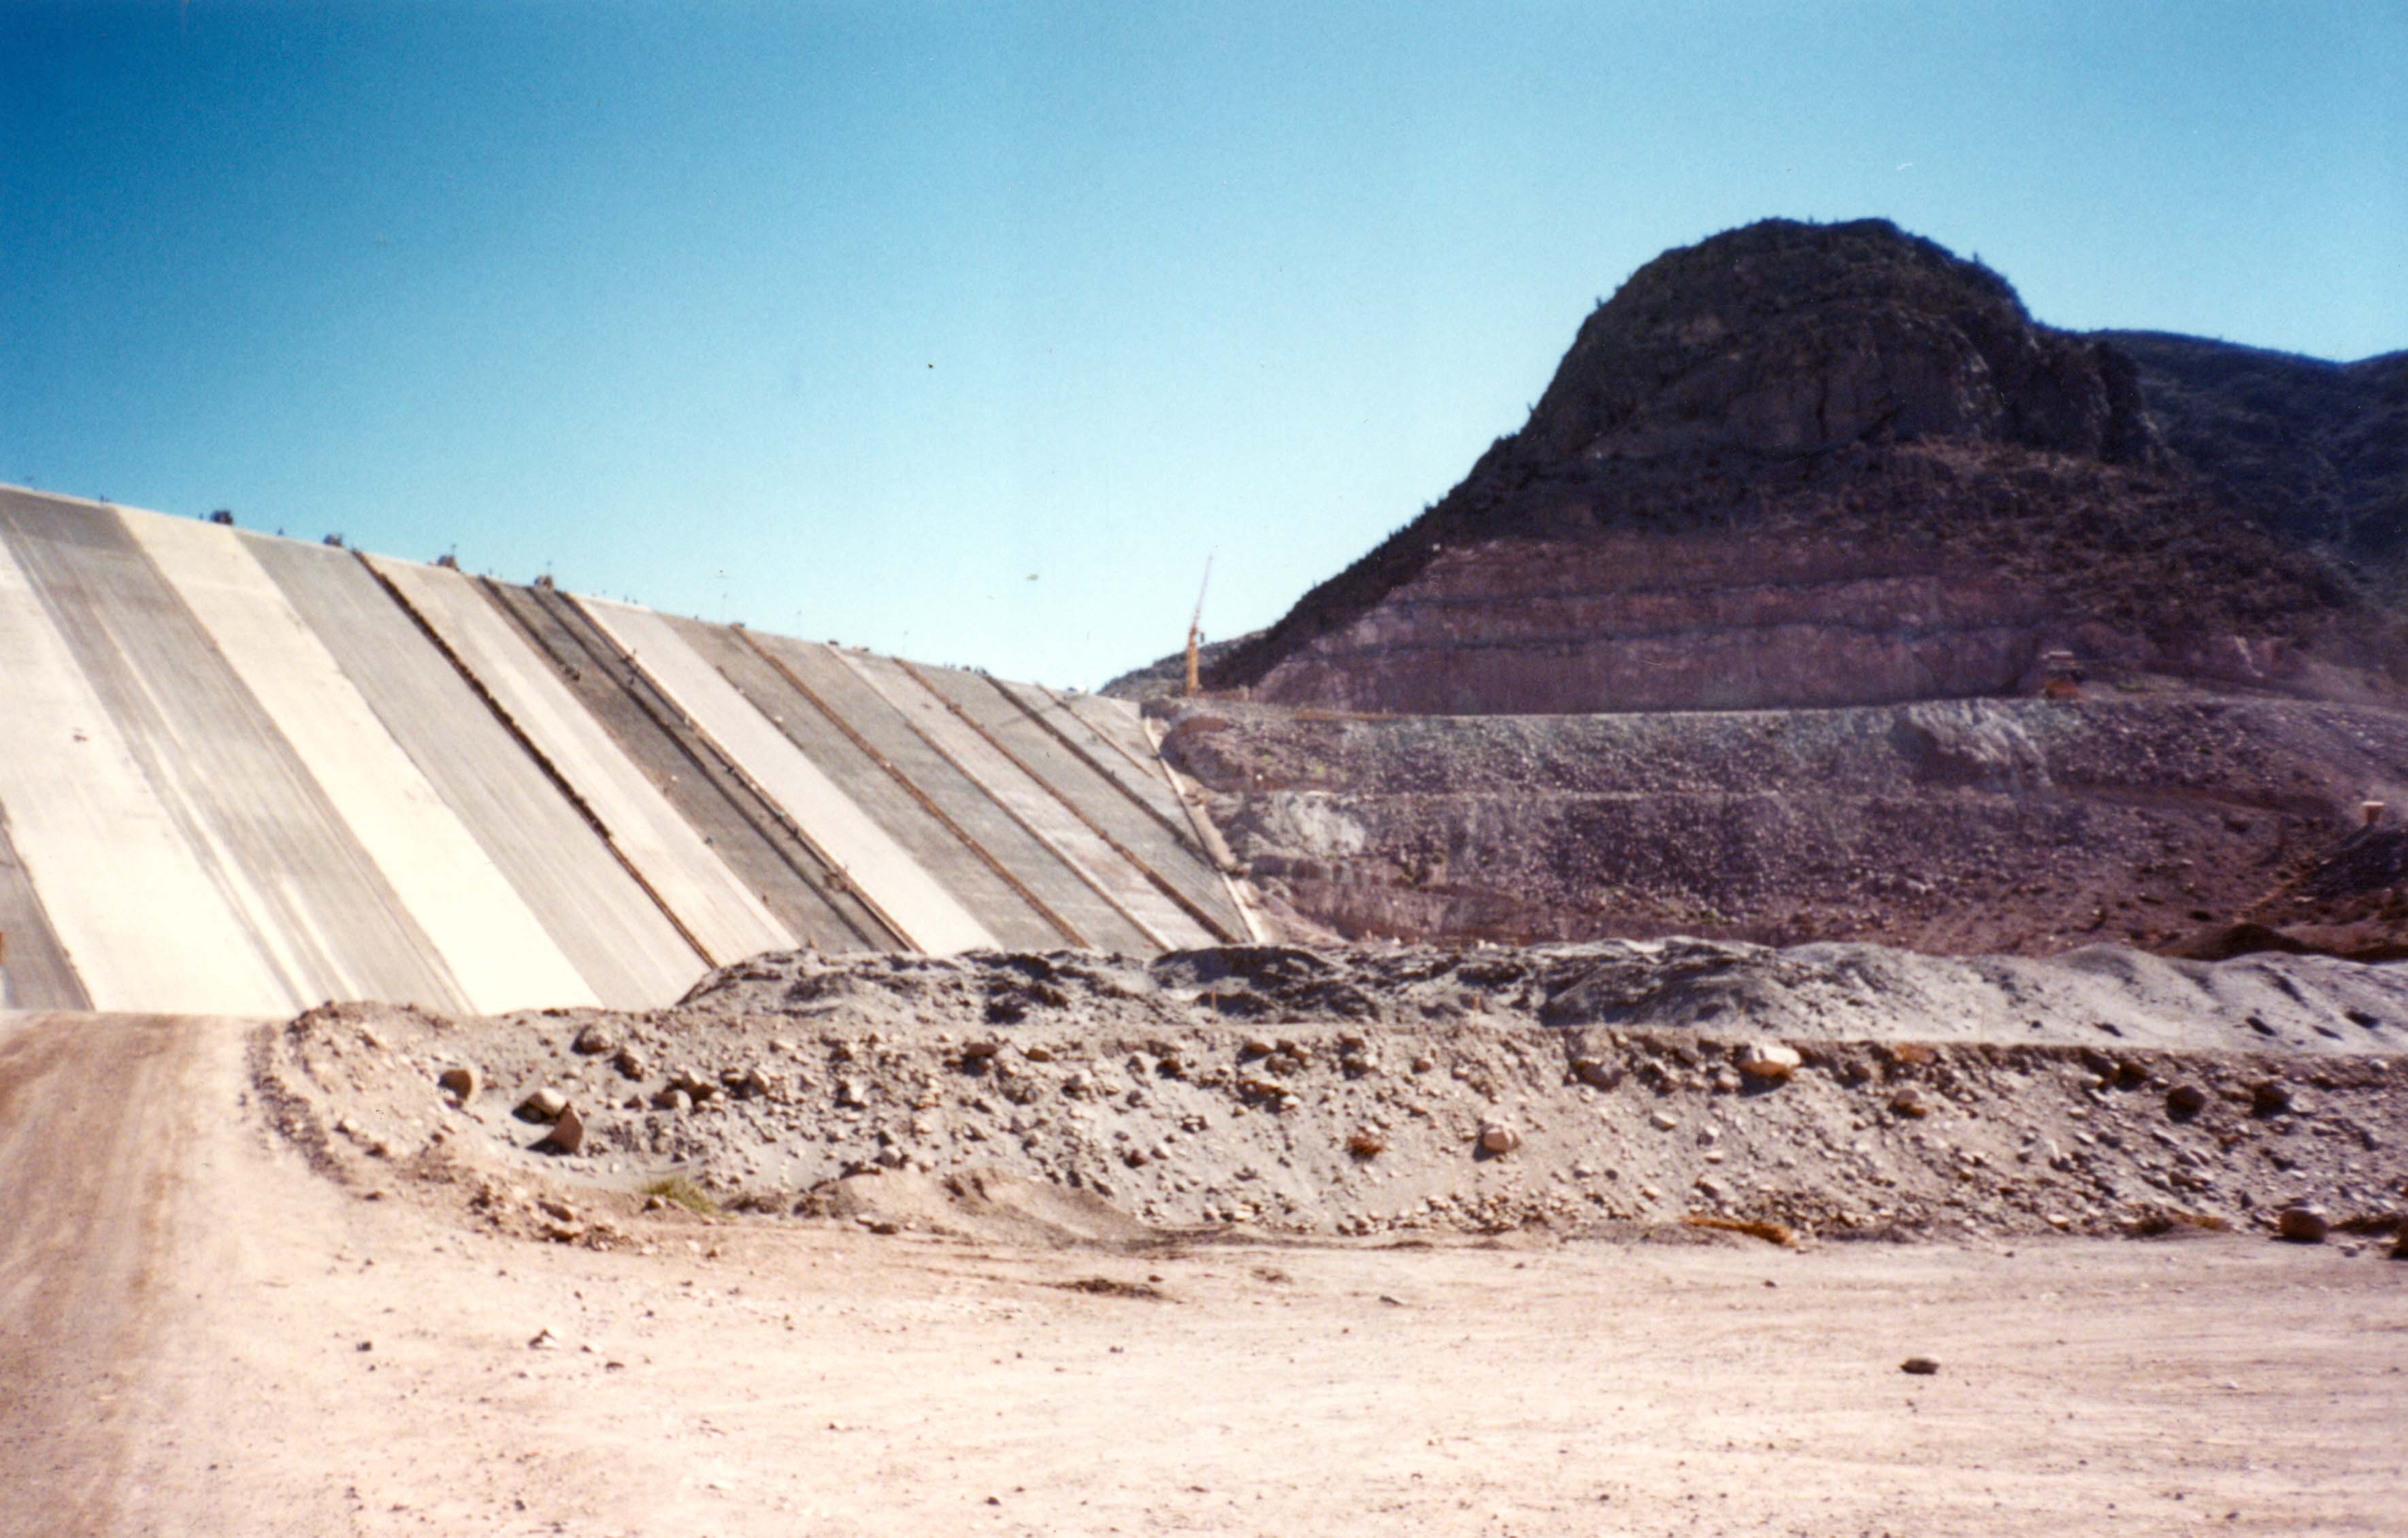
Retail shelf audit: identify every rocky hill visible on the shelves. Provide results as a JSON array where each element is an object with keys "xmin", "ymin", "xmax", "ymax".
[
  {"xmin": 1202, "ymin": 219, "xmax": 2407, "ymax": 714},
  {"xmin": 2098, "ymin": 331, "xmax": 2406, "ymax": 593}
]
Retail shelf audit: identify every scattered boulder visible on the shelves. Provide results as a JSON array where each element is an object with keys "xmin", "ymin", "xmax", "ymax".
[
  {"xmin": 1573, "ymin": 1056, "xmax": 1621, "ymax": 1088},
  {"xmin": 436, "ymin": 1065, "xmax": 477, "ymax": 1100},
  {"xmin": 2252, "ymin": 1081, "xmax": 2294, "ymax": 1118},
  {"xmin": 571, "ymin": 1023, "xmax": 619, "ymax": 1055},
  {"xmin": 1478, "ymin": 1122, "xmax": 1521, "ymax": 1156},
  {"xmin": 2275, "ymin": 1205, "xmax": 2330, "ymax": 1243},
  {"xmin": 1900, "ymin": 1356, "xmax": 1941, "ymax": 1376},
  {"xmin": 2166, "ymin": 1084, "xmax": 2208, "ymax": 1120},
  {"xmin": 1890, "ymin": 1088, "xmax": 1931, "ymax": 1119},
  {"xmin": 1736, "ymin": 1042, "xmax": 1802, "ymax": 1084},
  {"xmin": 515, "ymin": 1087, "xmax": 567, "ymax": 1122},
  {"xmin": 538, "ymin": 1103, "xmax": 585, "ymax": 1155}
]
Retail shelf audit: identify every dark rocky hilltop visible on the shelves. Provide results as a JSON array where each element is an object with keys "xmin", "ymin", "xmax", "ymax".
[
  {"xmin": 2097, "ymin": 330, "xmax": 2406, "ymax": 592},
  {"xmin": 1202, "ymin": 218, "xmax": 2406, "ymax": 714}
]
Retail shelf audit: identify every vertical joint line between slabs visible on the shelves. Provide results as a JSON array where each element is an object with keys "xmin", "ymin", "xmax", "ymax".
[
  {"xmin": 529, "ymin": 588, "xmax": 908, "ymax": 952},
  {"xmin": 979, "ymin": 675, "xmax": 1242, "ymax": 943},
  {"xmin": 895, "ymin": 659, "xmax": 1175, "ymax": 953},
  {"xmin": 350, "ymin": 553, "xmax": 714, "ymax": 971},
  {"xmin": 733, "ymin": 632, "xmax": 1090, "ymax": 950}
]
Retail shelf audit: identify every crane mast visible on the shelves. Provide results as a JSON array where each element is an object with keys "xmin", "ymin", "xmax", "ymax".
[{"xmin": 1183, "ymin": 554, "xmax": 1214, "ymax": 697}]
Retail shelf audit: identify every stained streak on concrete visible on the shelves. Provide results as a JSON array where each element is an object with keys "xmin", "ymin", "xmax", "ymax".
[
  {"xmin": 0, "ymin": 524, "xmax": 290, "ymax": 1016},
  {"xmin": 365, "ymin": 554, "xmax": 794, "ymax": 968},
  {"xmin": 841, "ymin": 652, "xmax": 1204, "ymax": 950},
  {"xmin": 742, "ymin": 635, "xmax": 1149, "ymax": 952},
  {"xmin": 682, "ymin": 622, "xmax": 1079, "ymax": 950},
  {"xmin": 577, "ymin": 597, "xmax": 997, "ymax": 954},
  {"xmin": 0, "ymin": 497, "xmax": 459, "ymax": 1011},
  {"xmin": 936, "ymin": 671, "xmax": 1244, "ymax": 941},
  {"xmin": 0, "ymin": 797, "xmax": 92, "ymax": 1011},
  {"xmin": 127, "ymin": 512, "xmax": 599, "ymax": 1014},
  {"xmin": 1020, "ymin": 681, "xmax": 1202, "ymax": 835},
  {"xmin": 248, "ymin": 538, "xmax": 706, "ymax": 1007},
  {"xmin": 480, "ymin": 580, "xmax": 885, "ymax": 952}
]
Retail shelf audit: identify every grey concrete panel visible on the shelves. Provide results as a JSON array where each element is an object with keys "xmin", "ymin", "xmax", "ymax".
[
  {"xmin": 975, "ymin": 676, "xmax": 1248, "ymax": 940},
  {"xmin": 363, "ymin": 554, "xmax": 793, "ymax": 968},
  {"xmin": 842, "ymin": 653, "xmax": 1210, "ymax": 950},
  {"xmin": 0, "ymin": 495, "xmax": 469, "ymax": 1010},
  {"xmin": 247, "ymin": 537, "xmax": 705, "ymax": 1007},
  {"xmin": 482, "ymin": 583, "xmax": 892, "ymax": 951},
  {"xmin": 667, "ymin": 620, "xmax": 1072, "ymax": 952},
  {"xmin": 746, "ymin": 637, "xmax": 1155, "ymax": 954},
  {"xmin": 1042, "ymin": 686, "xmax": 1267, "ymax": 943},
  {"xmin": 130, "ymin": 512, "xmax": 599, "ymax": 1015},
  {"xmin": 576, "ymin": 599, "xmax": 995, "ymax": 953},
  {"xmin": 0, "ymin": 507, "xmax": 295, "ymax": 1016},
  {"xmin": 0, "ymin": 799, "xmax": 89, "ymax": 1010},
  {"xmin": 1034, "ymin": 685, "xmax": 1194, "ymax": 829}
]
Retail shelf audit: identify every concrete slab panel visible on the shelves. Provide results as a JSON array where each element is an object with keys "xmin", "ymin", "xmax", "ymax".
[
  {"xmin": 667, "ymin": 621, "xmax": 1073, "ymax": 951},
  {"xmin": 577, "ymin": 598, "xmax": 999, "ymax": 955},
  {"xmin": 841, "ymin": 653, "xmax": 1210, "ymax": 950},
  {"xmin": 0, "ymin": 497, "xmax": 473, "ymax": 1009},
  {"xmin": 361, "ymin": 554, "xmax": 794, "ymax": 968},
  {"xmin": 1034, "ymin": 686, "xmax": 1194, "ymax": 827},
  {"xmin": 123, "ymin": 511, "xmax": 599, "ymax": 1015},
  {"xmin": 483, "ymin": 582, "xmax": 888, "ymax": 951},
  {"xmin": 0, "ymin": 510, "xmax": 299, "ymax": 1015},
  {"xmin": 950, "ymin": 673, "xmax": 1245, "ymax": 941},
  {"xmin": 1017, "ymin": 684, "xmax": 1261, "ymax": 939},
  {"xmin": 0, "ymin": 798, "xmax": 90, "ymax": 1010},
  {"xmin": 742, "ymin": 637, "xmax": 1154, "ymax": 953},
  {"xmin": 247, "ymin": 538, "xmax": 704, "ymax": 1007}
]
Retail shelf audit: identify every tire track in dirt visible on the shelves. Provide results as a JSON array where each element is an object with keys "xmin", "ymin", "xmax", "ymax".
[{"xmin": 0, "ymin": 1014, "xmax": 217, "ymax": 1537}]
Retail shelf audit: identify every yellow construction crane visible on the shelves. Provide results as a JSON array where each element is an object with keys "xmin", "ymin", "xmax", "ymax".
[{"xmin": 1183, "ymin": 554, "xmax": 1214, "ymax": 697}]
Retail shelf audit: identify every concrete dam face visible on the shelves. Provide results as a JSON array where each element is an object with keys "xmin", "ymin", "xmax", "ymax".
[{"xmin": 0, "ymin": 486, "xmax": 1252, "ymax": 1016}]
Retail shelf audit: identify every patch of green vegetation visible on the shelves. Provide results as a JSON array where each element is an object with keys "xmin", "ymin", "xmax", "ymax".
[{"xmin": 641, "ymin": 1175, "xmax": 721, "ymax": 1216}]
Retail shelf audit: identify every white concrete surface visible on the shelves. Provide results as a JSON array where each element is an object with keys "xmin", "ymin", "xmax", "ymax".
[
  {"xmin": 363, "ymin": 556, "xmax": 795, "ymax": 968},
  {"xmin": 840, "ymin": 653, "xmax": 1213, "ymax": 950},
  {"xmin": 576, "ymin": 599, "xmax": 1001, "ymax": 956},
  {"xmin": 128, "ymin": 512, "xmax": 600, "ymax": 1014},
  {"xmin": 0, "ymin": 538, "xmax": 297, "ymax": 1016}
]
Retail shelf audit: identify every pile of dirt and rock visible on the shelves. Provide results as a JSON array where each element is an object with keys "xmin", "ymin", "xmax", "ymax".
[
  {"xmin": 1189, "ymin": 218, "xmax": 2405, "ymax": 714},
  {"xmin": 252, "ymin": 943, "xmax": 2408, "ymax": 1252},
  {"xmin": 1153, "ymin": 692, "xmax": 2408, "ymax": 955}
]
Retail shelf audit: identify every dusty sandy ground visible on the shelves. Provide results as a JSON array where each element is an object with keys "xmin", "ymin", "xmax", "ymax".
[{"xmin": 7, "ymin": 1011, "xmax": 2407, "ymax": 1537}]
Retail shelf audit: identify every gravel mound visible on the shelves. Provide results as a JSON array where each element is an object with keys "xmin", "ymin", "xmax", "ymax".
[{"xmin": 253, "ymin": 943, "xmax": 2408, "ymax": 1249}]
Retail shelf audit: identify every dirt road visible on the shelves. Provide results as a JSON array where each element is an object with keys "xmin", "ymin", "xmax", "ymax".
[{"xmin": 5, "ymin": 1011, "xmax": 2406, "ymax": 1536}]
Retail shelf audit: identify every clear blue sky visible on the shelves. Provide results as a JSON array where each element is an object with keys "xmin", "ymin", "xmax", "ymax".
[{"xmin": 5, "ymin": 2, "xmax": 2403, "ymax": 687}]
